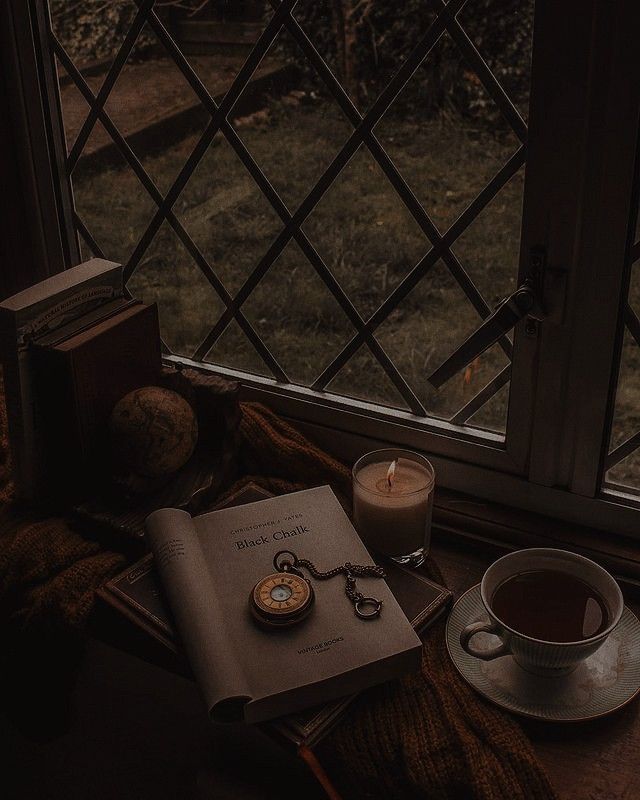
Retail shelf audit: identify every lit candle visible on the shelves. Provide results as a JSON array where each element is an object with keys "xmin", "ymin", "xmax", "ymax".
[{"xmin": 352, "ymin": 449, "xmax": 435, "ymax": 567}]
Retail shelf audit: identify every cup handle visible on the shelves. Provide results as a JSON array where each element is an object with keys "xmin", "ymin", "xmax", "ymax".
[{"xmin": 460, "ymin": 620, "xmax": 511, "ymax": 660}]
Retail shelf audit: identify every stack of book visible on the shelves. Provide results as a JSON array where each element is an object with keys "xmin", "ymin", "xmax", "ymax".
[
  {"xmin": 100, "ymin": 483, "xmax": 453, "ymax": 748},
  {"xmin": 0, "ymin": 259, "xmax": 161, "ymax": 500}
]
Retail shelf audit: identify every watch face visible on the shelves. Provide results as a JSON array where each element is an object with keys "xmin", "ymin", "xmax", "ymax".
[
  {"xmin": 269, "ymin": 584, "xmax": 292, "ymax": 602},
  {"xmin": 251, "ymin": 572, "xmax": 314, "ymax": 628}
]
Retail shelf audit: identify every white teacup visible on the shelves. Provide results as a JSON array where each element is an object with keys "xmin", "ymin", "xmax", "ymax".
[{"xmin": 460, "ymin": 548, "xmax": 624, "ymax": 676}]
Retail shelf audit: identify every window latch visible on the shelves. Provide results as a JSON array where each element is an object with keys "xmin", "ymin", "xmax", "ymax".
[{"xmin": 428, "ymin": 249, "xmax": 546, "ymax": 389}]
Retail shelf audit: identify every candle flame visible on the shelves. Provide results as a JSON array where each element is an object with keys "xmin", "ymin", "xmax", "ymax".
[{"xmin": 387, "ymin": 459, "xmax": 397, "ymax": 488}]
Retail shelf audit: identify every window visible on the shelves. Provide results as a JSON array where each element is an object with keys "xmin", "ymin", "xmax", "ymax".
[
  {"xmin": 603, "ymin": 168, "xmax": 640, "ymax": 498},
  {"xmin": 4, "ymin": 0, "xmax": 640, "ymax": 541}
]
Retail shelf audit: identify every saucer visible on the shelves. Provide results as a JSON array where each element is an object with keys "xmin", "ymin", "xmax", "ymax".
[{"xmin": 446, "ymin": 584, "xmax": 640, "ymax": 721}]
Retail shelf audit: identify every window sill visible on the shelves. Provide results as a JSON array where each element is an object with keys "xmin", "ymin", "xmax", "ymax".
[
  {"xmin": 433, "ymin": 488, "xmax": 640, "ymax": 595},
  {"xmin": 285, "ymin": 414, "xmax": 640, "ymax": 592}
]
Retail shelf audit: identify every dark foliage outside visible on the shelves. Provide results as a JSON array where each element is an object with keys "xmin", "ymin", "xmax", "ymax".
[
  {"xmin": 284, "ymin": 0, "xmax": 533, "ymax": 122},
  {"xmin": 49, "ymin": 0, "xmax": 205, "ymax": 62},
  {"xmin": 52, "ymin": 0, "xmax": 533, "ymax": 124}
]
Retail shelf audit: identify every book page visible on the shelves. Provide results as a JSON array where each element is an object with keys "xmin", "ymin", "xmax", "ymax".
[{"xmin": 146, "ymin": 508, "xmax": 251, "ymax": 721}]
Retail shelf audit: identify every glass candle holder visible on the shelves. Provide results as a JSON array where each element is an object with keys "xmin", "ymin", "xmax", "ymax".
[{"xmin": 352, "ymin": 448, "xmax": 435, "ymax": 568}]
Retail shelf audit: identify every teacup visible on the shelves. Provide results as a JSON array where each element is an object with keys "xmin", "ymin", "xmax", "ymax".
[{"xmin": 460, "ymin": 548, "xmax": 624, "ymax": 676}]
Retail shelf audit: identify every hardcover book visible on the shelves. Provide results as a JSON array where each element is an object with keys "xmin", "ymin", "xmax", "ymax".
[
  {"xmin": 0, "ymin": 258, "xmax": 123, "ymax": 497},
  {"xmin": 32, "ymin": 300, "xmax": 161, "ymax": 499},
  {"xmin": 99, "ymin": 482, "xmax": 452, "ymax": 748},
  {"xmin": 145, "ymin": 486, "xmax": 424, "ymax": 724}
]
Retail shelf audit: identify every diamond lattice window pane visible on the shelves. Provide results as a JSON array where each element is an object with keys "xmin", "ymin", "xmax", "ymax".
[
  {"xmin": 302, "ymin": 147, "xmax": 425, "ymax": 319},
  {"xmin": 231, "ymin": 24, "xmax": 356, "ymax": 209},
  {"xmin": 99, "ymin": 40, "xmax": 210, "ymax": 193},
  {"xmin": 449, "ymin": 167, "xmax": 524, "ymax": 303},
  {"xmin": 460, "ymin": 371, "xmax": 510, "ymax": 434},
  {"xmin": 376, "ymin": 108, "xmax": 522, "ymax": 234},
  {"xmin": 326, "ymin": 346, "xmax": 413, "ymax": 412},
  {"xmin": 374, "ymin": 260, "xmax": 511, "ymax": 419},
  {"xmin": 72, "ymin": 121, "xmax": 157, "ymax": 264},
  {"xmin": 203, "ymin": 318, "xmax": 272, "ymax": 379},
  {"xmin": 240, "ymin": 241, "xmax": 356, "ymax": 385},
  {"xmin": 175, "ymin": 133, "xmax": 283, "ymax": 296},
  {"xmin": 48, "ymin": 0, "xmax": 535, "ymax": 434},
  {"xmin": 127, "ymin": 221, "xmax": 227, "ymax": 357}
]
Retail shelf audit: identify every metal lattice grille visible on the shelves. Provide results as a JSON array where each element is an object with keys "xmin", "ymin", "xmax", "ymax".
[{"xmin": 49, "ymin": 0, "xmax": 529, "ymax": 429}]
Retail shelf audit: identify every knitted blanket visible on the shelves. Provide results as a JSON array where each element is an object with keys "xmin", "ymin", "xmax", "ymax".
[{"xmin": 0, "ymin": 396, "xmax": 556, "ymax": 800}]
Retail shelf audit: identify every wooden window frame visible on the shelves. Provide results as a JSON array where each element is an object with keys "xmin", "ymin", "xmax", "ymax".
[{"xmin": 2, "ymin": 0, "xmax": 640, "ymax": 568}]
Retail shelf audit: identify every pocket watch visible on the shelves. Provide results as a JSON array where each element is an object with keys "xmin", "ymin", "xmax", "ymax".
[
  {"xmin": 250, "ymin": 567, "xmax": 315, "ymax": 628},
  {"xmin": 250, "ymin": 550, "xmax": 385, "ymax": 630}
]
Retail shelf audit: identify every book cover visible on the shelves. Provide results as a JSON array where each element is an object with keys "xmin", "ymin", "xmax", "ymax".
[
  {"xmin": 0, "ymin": 258, "xmax": 123, "ymax": 498},
  {"xmin": 32, "ymin": 301, "xmax": 161, "ymax": 499},
  {"xmin": 145, "ymin": 486, "xmax": 424, "ymax": 724}
]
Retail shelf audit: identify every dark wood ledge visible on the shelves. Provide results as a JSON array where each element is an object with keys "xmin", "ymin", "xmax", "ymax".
[{"xmin": 433, "ymin": 487, "xmax": 640, "ymax": 595}]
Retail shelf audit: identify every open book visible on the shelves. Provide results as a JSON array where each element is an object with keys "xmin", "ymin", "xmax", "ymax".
[{"xmin": 145, "ymin": 486, "xmax": 422, "ymax": 724}]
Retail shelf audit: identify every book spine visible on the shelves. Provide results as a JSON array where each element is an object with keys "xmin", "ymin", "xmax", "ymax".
[
  {"xmin": 32, "ymin": 344, "xmax": 83, "ymax": 499},
  {"xmin": 145, "ymin": 508, "xmax": 252, "ymax": 722},
  {"xmin": 2, "ymin": 344, "xmax": 37, "ymax": 498},
  {"xmin": 0, "ymin": 306, "xmax": 43, "ymax": 498}
]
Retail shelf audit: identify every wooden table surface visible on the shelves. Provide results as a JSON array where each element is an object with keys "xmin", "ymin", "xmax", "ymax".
[{"xmin": 3, "ymin": 531, "xmax": 639, "ymax": 799}]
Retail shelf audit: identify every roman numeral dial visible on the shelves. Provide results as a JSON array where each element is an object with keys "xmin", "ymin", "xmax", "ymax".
[{"xmin": 251, "ymin": 572, "xmax": 314, "ymax": 628}]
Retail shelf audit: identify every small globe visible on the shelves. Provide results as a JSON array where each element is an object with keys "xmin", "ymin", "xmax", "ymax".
[{"xmin": 109, "ymin": 387, "xmax": 198, "ymax": 479}]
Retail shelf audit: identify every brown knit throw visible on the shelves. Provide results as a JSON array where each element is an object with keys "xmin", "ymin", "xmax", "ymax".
[{"xmin": 0, "ymin": 397, "xmax": 556, "ymax": 800}]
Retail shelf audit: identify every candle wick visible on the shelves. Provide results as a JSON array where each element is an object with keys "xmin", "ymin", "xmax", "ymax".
[{"xmin": 386, "ymin": 459, "xmax": 397, "ymax": 489}]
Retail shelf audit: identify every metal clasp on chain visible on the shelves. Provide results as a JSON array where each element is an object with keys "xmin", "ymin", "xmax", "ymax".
[
  {"xmin": 273, "ymin": 550, "xmax": 384, "ymax": 620},
  {"xmin": 355, "ymin": 597, "xmax": 383, "ymax": 619}
]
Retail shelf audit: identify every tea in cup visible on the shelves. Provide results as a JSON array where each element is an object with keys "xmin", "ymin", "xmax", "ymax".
[{"xmin": 460, "ymin": 548, "xmax": 624, "ymax": 676}]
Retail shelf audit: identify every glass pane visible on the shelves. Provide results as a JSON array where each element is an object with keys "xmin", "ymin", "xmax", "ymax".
[
  {"xmin": 605, "ymin": 204, "xmax": 640, "ymax": 490},
  {"xmin": 50, "ymin": 0, "xmax": 535, "ymax": 438}
]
